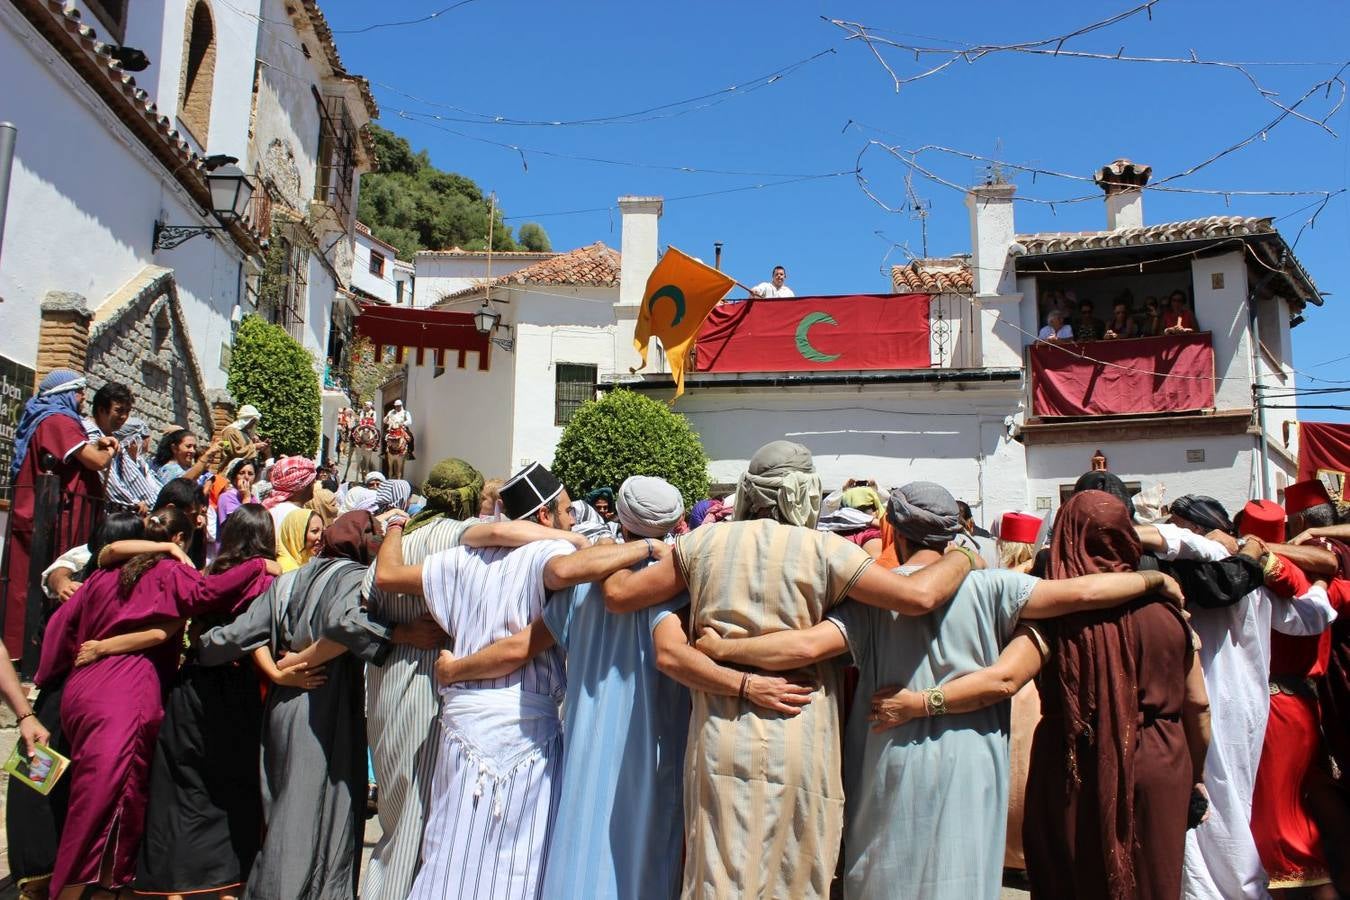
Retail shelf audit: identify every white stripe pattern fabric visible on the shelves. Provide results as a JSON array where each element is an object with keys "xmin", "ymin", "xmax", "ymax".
[
  {"xmin": 408, "ymin": 539, "xmax": 574, "ymax": 900},
  {"xmin": 360, "ymin": 517, "xmax": 473, "ymax": 900}
]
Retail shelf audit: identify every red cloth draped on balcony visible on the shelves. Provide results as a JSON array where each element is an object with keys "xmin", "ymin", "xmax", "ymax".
[
  {"xmin": 353, "ymin": 304, "xmax": 492, "ymax": 370},
  {"xmin": 694, "ymin": 294, "xmax": 930, "ymax": 373},
  {"xmin": 1296, "ymin": 422, "xmax": 1350, "ymax": 501},
  {"xmin": 1029, "ymin": 333, "xmax": 1215, "ymax": 417}
]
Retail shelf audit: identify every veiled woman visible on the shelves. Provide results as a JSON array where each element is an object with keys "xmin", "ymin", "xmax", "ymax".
[
  {"xmin": 1024, "ymin": 491, "xmax": 1207, "ymax": 900},
  {"xmin": 196, "ymin": 511, "xmax": 429, "ymax": 900}
]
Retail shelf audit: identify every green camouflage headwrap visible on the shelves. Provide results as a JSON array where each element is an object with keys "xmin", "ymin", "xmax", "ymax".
[{"xmin": 406, "ymin": 457, "xmax": 484, "ymax": 533}]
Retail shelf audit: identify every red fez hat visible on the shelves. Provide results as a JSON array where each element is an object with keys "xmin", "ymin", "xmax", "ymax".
[
  {"xmin": 1285, "ymin": 479, "xmax": 1333, "ymax": 516},
  {"xmin": 999, "ymin": 512, "xmax": 1043, "ymax": 545},
  {"xmin": 1239, "ymin": 499, "xmax": 1285, "ymax": 544}
]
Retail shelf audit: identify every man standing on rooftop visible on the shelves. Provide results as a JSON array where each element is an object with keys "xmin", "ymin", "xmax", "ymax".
[{"xmin": 750, "ymin": 265, "xmax": 795, "ymax": 299}]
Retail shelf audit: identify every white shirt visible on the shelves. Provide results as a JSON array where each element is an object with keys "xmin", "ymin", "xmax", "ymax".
[
  {"xmin": 385, "ymin": 409, "xmax": 412, "ymax": 429},
  {"xmin": 751, "ymin": 282, "xmax": 795, "ymax": 298},
  {"xmin": 1037, "ymin": 324, "xmax": 1074, "ymax": 340}
]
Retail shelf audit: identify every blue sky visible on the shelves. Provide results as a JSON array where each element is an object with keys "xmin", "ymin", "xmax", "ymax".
[{"xmin": 321, "ymin": 0, "xmax": 1349, "ymax": 415}]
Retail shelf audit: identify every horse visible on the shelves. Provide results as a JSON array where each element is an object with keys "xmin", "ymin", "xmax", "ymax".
[
  {"xmin": 344, "ymin": 419, "xmax": 382, "ymax": 481},
  {"xmin": 384, "ymin": 424, "xmax": 410, "ymax": 480}
]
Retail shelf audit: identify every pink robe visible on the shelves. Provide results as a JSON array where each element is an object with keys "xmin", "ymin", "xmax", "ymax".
[{"xmin": 36, "ymin": 557, "xmax": 270, "ymax": 896}]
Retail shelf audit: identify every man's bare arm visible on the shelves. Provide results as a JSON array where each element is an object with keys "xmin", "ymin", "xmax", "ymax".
[
  {"xmin": 602, "ymin": 552, "xmax": 686, "ymax": 612},
  {"xmin": 544, "ymin": 540, "xmax": 662, "ymax": 592},
  {"xmin": 1020, "ymin": 571, "xmax": 1183, "ymax": 620},
  {"xmin": 846, "ymin": 550, "xmax": 974, "ymax": 615},
  {"xmin": 435, "ymin": 619, "xmax": 557, "ymax": 685},
  {"xmin": 652, "ymin": 615, "xmax": 813, "ymax": 716},
  {"xmin": 373, "ymin": 523, "xmax": 422, "ymax": 595},
  {"xmin": 694, "ymin": 621, "xmax": 847, "ymax": 671}
]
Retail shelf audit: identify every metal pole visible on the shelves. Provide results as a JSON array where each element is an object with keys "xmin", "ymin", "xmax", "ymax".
[{"xmin": 0, "ymin": 123, "xmax": 16, "ymax": 266}]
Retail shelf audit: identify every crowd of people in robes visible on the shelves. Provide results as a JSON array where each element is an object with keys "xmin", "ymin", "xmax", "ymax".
[{"xmin": 5, "ymin": 368, "xmax": 1350, "ymax": 900}]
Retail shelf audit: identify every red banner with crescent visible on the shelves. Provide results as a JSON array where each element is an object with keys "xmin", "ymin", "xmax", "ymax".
[
  {"xmin": 1297, "ymin": 421, "xmax": 1350, "ymax": 502},
  {"xmin": 694, "ymin": 294, "xmax": 930, "ymax": 373}
]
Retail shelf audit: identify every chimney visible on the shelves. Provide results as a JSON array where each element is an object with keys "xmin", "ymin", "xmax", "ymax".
[
  {"xmin": 965, "ymin": 182, "xmax": 1017, "ymax": 297},
  {"xmin": 1094, "ymin": 158, "xmax": 1151, "ymax": 231},
  {"xmin": 617, "ymin": 196, "xmax": 663, "ymax": 307}
]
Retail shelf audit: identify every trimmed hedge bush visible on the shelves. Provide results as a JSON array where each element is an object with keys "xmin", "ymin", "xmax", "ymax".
[
  {"xmin": 551, "ymin": 389, "xmax": 710, "ymax": 508},
  {"xmin": 226, "ymin": 315, "xmax": 321, "ymax": 457}
]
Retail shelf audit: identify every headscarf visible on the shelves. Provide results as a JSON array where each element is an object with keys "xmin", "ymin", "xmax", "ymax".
[
  {"xmin": 570, "ymin": 501, "xmax": 614, "ymax": 544},
  {"xmin": 1169, "ymin": 494, "xmax": 1234, "ymax": 535},
  {"xmin": 229, "ymin": 404, "xmax": 261, "ymax": 433},
  {"xmin": 616, "ymin": 476, "xmax": 685, "ymax": 539},
  {"xmin": 689, "ymin": 499, "xmax": 715, "ymax": 528},
  {"xmin": 9, "ymin": 369, "xmax": 86, "ymax": 480},
  {"xmin": 277, "ymin": 507, "xmax": 318, "ymax": 572},
  {"xmin": 886, "ymin": 481, "xmax": 963, "ymax": 549},
  {"xmin": 306, "ymin": 483, "xmax": 340, "ymax": 528},
  {"xmin": 407, "ymin": 457, "xmax": 484, "ymax": 533},
  {"xmin": 733, "ymin": 440, "xmax": 822, "ymax": 528},
  {"xmin": 1045, "ymin": 490, "xmax": 1150, "ymax": 900},
  {"xmin": 817, "ymin": 507, "xmax": 876, "ymax": 533},
  {"xmin": 841, "ymin": 486, "xmax": 884, "ymax": 514},
  {"xmin": 319, "ymin": 510, "xmax": 379, "ymax": 565},
  {"xmin": 365, "ymin": 471, "xmax": 386, "ymax": 485},
  {"xmin": 1072, "ymin": 471, "xmax": 1135, "ymax": 521},
  {"xmin": 262, "ymin": 456, "xmax": 316, "ymax": 509},
  {"xmin": 374, "ymin": 479, "xmax": 412, "ymax": 514},
  {"xmin": 113, "ymin": 416, "xmax": 149, "ymax": 444},
  {"xmin": 341, "ymin": 485, "xmax": 379, "ymax": 514}
]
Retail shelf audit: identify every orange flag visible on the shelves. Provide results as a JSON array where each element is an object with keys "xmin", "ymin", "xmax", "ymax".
[{"xmin": 632, "ymin": 247, "xmax": 735, "ymax": 399}]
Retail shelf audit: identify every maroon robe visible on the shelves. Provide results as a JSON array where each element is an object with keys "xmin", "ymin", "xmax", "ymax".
[
  {"xmin": 4, "ymin": 414, "xmax": 102, "ymax": 654},
  {"xmin": 36, "ymin": 557, "xmax": 270, "ymax": 896}
]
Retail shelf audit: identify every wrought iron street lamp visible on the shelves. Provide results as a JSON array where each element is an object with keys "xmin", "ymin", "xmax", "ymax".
[
  {"xmin": 152, "ymin": 165, "xmax": 254, "ymax": 250},
  {"xmin": 474, "ymin": 301, "xmax": 514, "ymax": 351}
]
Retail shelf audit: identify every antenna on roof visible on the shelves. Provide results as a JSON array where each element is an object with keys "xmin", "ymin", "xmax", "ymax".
[{"xmin": 904, "ymin": 169, "xmax": 930, "ymax": 258}]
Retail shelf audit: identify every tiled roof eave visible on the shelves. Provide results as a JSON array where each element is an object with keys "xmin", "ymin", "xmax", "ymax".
[{"xmin": 15, "ymin": 0, "xmax": 262, "ymax": 256}]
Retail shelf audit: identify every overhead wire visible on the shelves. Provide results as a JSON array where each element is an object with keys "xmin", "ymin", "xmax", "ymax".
[{"xmin": 332, "ymin": 0, "xmax": 480, "ymax": 35}]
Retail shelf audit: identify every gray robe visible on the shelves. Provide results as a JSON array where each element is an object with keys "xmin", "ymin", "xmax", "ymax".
[{"xmin": 198, "ymin": 559, "xmax": 395, "ymax": 900}]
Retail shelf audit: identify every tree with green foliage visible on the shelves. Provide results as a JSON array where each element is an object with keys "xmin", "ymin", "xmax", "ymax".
[
  {"xmin": 551, "ymin": 389, "xmax": 710, "ymax": 508},
  {"xmin": 227, "ymin": 315, "xmax": 322, "ymax": 457},
  {"xmin": 357, "ymin": 124, "xmax": 550, "ymax": 259},
  {"xmin": 517, "ymin": 222, "xmax": 551, "ymax": 253}
]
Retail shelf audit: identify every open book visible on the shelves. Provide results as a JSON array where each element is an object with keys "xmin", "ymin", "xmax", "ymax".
[{"xmin": 3, "ymin": 741, "xmax": 70, "ymax": 796}]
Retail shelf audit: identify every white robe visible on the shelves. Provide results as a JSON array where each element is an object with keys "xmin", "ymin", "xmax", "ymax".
[
  {"xmin": 1154, "ymin": 525, "xmax": 1335, "ymax": 900},
  {"xmin": 408, "ymin": 539, "xmax": 574, "ymax": 900}
]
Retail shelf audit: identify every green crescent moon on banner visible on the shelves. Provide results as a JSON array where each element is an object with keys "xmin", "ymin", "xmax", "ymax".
[
  {"xmin": 795, "ymin": 312, "xmax": 842, "ymax": 363},
  {"xmin": 648, "ymin": 285, "xmax": 686, "ymax": 327}
]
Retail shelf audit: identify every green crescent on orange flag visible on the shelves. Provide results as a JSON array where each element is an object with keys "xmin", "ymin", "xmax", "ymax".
[{"xmin": 633, "ymin": 246, "xmax": 736, "ymax": 399}]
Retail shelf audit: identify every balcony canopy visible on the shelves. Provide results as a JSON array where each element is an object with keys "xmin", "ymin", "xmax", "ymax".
[{"xmin": 354, "ymin": 303, "xmax": 491, "ymax": 370}]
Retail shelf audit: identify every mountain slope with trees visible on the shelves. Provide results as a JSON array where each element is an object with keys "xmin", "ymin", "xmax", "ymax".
[{"xmin": 356, "ymin": 124, "xmax": 550, "ymax": 259}]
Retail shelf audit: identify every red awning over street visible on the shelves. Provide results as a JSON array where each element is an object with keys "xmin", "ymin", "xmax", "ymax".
[{"xmin": 354, "ymin": 304, "xmax": 492, "ymax": 370}]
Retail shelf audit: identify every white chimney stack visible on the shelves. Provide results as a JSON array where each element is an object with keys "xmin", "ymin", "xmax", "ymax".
[
  {"xmin": 966, "ymin": 182, "xmax": 1018, "ymax": 297},
  {"xmin": 614, "ymin": 196, "xmax": 664, "ymax": 373},
  {"xmin": 1094, "ymin": 158, "xmax": 1151, "ymax": 231},
  {"xmin": 617, "ymin": 196, "xmax": 663, "ymax": 307}
]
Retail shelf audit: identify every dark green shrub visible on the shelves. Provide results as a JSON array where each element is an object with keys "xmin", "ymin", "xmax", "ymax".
[{"xmin": 226, "ymin": 315, "xmax": 321, "ymax": 457}]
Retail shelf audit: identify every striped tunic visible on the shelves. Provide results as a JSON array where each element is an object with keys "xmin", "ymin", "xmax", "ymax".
[
  {"xmin": 409, "ymin": 539, "xmax": 574, "ymax": 900},
  {"xmin": 360, "ymin": 516, "xmax": 474, "ymax": 900},
  {"xmin": 674, "ymin": 521, "xmax": 873, "ymax": 900}
]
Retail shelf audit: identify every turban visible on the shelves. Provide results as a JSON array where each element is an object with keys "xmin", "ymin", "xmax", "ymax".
[
  {"xmin": 341, "ymin": 485, "xmax": 379, "ymax": 514},
  {"xmin": 689, "ymin": 499, "xmax": 715, "ymax": 528},
  {"xmin": 9, "ymin": 368, "xmax": 88, "ymax": 480},
  {"xmin": 113, "ymin": 416, "xmax": 150, "ymax": 443},
  {"xmin": 617, "ymin": 476, "xmax": 685, "ymax": 539},
  {"xmin": 262, "ymin": 456, "xmax": 317, "ymax": 509},
  {"xmin": 886, "ymin": 481, "xmax": 963, "ymax": 548},
  {"xmin": 375, "ymin": 479, "xmax": 412, "ymax": 514},
  {"xmin": 734, "ymin": 440, "xmax": 822, "ymax": 528},
  {"xmin": 1170, "ymin": 494, "xmax": 1234, "ymax": 535},
  {"xmin": 406, "ymin": 457, "xmax": 483, "ymax": 533},
  {"xmin": 585, "ymin": 486, "xmax": 616, "ymax": 509},
  {"xmin": 230, "ymin": 404, "xmax": 261, "ymax": 432},
  {"xmin": 365, "ymin": 471, "xmax": 386, "ymax": 484},
  {"xmin": 817, "ymin": 507, "xmax": 876, "ymax": 533}
]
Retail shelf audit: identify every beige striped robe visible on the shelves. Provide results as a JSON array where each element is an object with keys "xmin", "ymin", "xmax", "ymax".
[{"xmin": 674, "ymin": 520, "xmax": 872, "ymax": 900}]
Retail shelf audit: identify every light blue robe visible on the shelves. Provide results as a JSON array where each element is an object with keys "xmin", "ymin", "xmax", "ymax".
[
  {"xmin": 827, "ymin": 568, "xmax": 1036, "ymax": 900},
  {"xmin": 540, "ymin": 574, "xmax": 690, "ymax": 900}
]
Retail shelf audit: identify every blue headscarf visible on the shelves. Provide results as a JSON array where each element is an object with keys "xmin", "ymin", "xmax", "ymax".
[{"xmin": 9, "ymin": 369, "xmax": 87, "ymax": 480}]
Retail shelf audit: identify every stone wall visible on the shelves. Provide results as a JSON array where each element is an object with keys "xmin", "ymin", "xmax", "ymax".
[{"xmin": 85, "ymin": 269, "xmax": 214, "ymax": 438}]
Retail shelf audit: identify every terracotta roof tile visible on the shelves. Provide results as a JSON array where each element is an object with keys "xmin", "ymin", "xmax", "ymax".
[
  {"xmin": 298, "ymin": 1, "xmax": 379, "ymax": 119},
  {"xmin": 436, "ymin": 242, "xmax": 621, "ymax": 303},
  {"xmin": 1015, "ymin": 215, "xmax": 1275, "ymax": 255},
  {"xmin": 891, "ymin": 258, "xmax": 974, "ymax": 294}
]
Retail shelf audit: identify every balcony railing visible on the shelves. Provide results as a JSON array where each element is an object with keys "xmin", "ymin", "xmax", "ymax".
[{"xmin": 1028, "ymin": 332, "xmax": 1216, "ymax": 418}]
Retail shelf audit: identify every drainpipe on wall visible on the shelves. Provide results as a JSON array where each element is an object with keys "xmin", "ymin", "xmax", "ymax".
[{"xmin": 0, "ymin": 123, "xmax": 16, "ymax": 267}]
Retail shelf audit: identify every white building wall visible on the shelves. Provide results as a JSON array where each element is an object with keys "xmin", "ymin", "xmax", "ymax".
[
  {"xmin": 1189, "ymin": 251, "xmax": 1252, "ymax": 411},
  {"xmin": 414, "ymin": 253, "xmax": 551, "ymax": 309},
  {"xmin": 250, "ymin": 0, "xmax": 323, "ymax": 205},
  {"xmin": 1025, "ymin": 434, "xmax": 1260, "ymax": 523},
  {"xmin": 0, "ymin": 4, "xmax": 245, "ymax": 388},
  {"xmin": 402, "ymin": 346, "xmax": 515, "ymax": 485},
  {"xmin": 303, "ymin": 255, "xmax": 335, "ymax": 359},
  {"xmin": 351, "ymin": 230, "xmax": 397, "ymax": 303},
  {"xmin": 671, "ymin": 384, "xmax": 1027, "ymax": 529}
]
